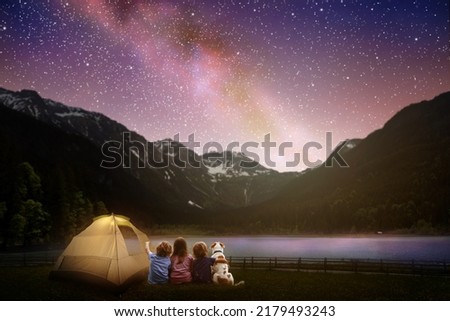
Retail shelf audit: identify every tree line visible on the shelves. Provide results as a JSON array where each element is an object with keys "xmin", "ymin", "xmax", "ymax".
[{"xmin": 0, "ymin": 162, "xmax": 108, "ymax": 248}]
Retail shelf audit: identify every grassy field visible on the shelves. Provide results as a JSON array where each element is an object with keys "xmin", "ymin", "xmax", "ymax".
[{"xmin": 0, "ymin": 266, "xmax": 449, "ymax": 301}]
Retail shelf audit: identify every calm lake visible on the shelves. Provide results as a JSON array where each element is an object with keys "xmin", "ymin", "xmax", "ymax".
[{"xmin": 148, "ymin": 235, "xmax": 450, "ymax": 261}]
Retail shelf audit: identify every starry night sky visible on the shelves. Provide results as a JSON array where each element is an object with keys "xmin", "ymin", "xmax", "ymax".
[{"xmin": 1, "ymin": 0, "xmax": 449, "ymax": 171}]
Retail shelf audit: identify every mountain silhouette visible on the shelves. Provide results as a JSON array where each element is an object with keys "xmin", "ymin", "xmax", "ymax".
[{"xmin": 226, "ymin": 92, "xmax": 450, "ymax": 233}]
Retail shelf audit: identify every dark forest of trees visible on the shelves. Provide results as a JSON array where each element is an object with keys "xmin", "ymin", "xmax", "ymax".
[{"xmin": 0, "ymin": 161, "xmax": 108, "ymax": 247}]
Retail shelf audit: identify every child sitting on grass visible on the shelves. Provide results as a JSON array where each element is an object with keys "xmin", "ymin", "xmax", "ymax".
[
  {"xmin": 192, "ymin": 241, "xmax": 216, "ymax": 283},
  {"xmin": 170, "ymin": 237, "xmax": 193, "ymax": 284},
  {"xmin": 145, "ymin": 240, "xmax": 172, "ymax": 285}
]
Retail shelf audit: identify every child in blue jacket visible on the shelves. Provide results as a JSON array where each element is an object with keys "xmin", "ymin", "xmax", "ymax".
[{"xmin": 145, "ymin": 240, "xmax": 172, "ymax": 284}]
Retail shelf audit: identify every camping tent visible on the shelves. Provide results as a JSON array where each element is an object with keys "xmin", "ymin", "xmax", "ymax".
[{"xmin": 50, "ymin": 214, "xmax": 149, "ymax": 291}]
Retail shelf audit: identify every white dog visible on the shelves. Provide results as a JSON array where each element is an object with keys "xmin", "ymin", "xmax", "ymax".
[
  {"xmin": 210, "ymin": 241, "xmax": 225, "ymax": 259},
  {"xmin": 210, "ymin": 242, "xmax": 244, "ymax": 286}
]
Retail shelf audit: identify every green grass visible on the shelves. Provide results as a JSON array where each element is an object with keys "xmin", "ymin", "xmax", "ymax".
[{"xmin": 0, "ymin": 266, "xmax": 449, "ymax": 301}]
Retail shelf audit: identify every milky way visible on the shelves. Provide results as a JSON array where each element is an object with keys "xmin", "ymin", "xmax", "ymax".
[{"xmin": 1, "ymin": 0, "xmax": 449, "ymax": 171}]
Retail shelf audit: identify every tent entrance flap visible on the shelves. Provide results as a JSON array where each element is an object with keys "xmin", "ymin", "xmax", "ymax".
[{"xmin": 118, "ymin": 225, "xmax": 142, "ymax": 256}]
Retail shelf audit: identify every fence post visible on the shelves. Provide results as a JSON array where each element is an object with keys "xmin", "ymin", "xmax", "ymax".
[
  {"xmin": 251, "ymin": 257, "xmax": 254, "ymax": 269},
  {"xmin": 229, "ymin": 256, "xmax": 232, "ymax": 266},
  {"xmin": 243, "ymin": 257, "xmax": 246, "ymax": 270},
  {"xmin": 297, "ymin": 258, "xmax": 301, "ymax": 271},
  {"xmin": 269, "ymin": 258, "xmax": 272, "ymax": 271},
  {"xmin": 354, "ymin": 260, "xmax": 358, "ymax": 273},
  {"xmin": 275, "ymin": 257, "xmax": 278, "ymax": 269},
  {"xmin": 324, "ymin": 257, "xmax": 327, "ymax": 273}
]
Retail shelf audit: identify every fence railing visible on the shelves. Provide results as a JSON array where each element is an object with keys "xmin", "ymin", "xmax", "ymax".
[
  {"xmin": 0, "ymin": 250, "xmax": 61, "ymax": 267},
  {"xmin": 227, "ymin": 256, "xmax": 449, "ymax": 277},
  {"xmin": 1, "ymin": 252, "xmax": 448, "ymax": 277}
]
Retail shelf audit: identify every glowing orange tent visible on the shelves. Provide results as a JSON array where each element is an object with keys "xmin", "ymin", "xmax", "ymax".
[{"xmin": 50, "ymin": 214, "xmax": 149, "ymax": 291}]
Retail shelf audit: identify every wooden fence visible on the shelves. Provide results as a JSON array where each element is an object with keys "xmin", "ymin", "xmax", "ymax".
[
  {"xmin": 227, "ymin": 256, "xmax": 449, "ymax": 277},
  {"xmin": 0, "ymin": 250, "xmax": 61, "ymax": 267},
  {"xmin": 0, "ymin": 252, "xmax": 448, "ymax": 277}
]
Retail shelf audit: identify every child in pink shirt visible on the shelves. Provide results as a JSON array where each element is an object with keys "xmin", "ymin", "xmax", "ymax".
[{"xmin": 170, "ymin": 237, "xmax": 193, "ymax": 284}]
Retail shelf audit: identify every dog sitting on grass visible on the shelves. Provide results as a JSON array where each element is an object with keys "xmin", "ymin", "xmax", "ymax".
[{"xmin": 210, "ymin": 241, "xmax": 244, "ymax": 286}]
